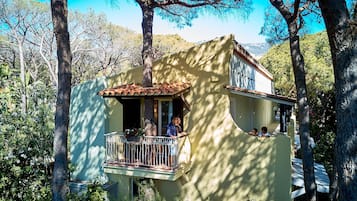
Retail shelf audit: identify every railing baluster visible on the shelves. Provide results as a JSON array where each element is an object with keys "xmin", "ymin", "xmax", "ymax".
[
  {"xmin": 141, "ymin": 143, "xmax": 143, "ymax": 165},
  {"xmin": 105, "ymin": 133, "xmax": 189, "ymax": 170}
]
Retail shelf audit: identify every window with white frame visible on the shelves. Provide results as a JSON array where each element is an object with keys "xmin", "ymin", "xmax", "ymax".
[{"xmin": 154, "ymin": 99, "xmax": 183, "ymax": 136}]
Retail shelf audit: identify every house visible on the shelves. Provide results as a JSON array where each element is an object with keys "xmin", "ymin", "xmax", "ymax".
[{"xmin": 69, "ymin": 35, "xmax": 296, "ymax": 201}]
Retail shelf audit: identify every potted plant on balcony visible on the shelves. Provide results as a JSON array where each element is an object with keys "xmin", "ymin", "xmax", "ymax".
[{"xmin": 125, "ymin": 128, "xmax": 145, "ymax": 142}]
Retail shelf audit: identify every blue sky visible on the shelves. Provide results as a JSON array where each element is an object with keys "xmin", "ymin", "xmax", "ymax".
[{"xmin": 67, "ymin": 0, "xmax": 325, "ymax": 44}]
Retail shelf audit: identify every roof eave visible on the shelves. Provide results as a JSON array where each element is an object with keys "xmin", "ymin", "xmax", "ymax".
[{"xmin": 224, "ymin": 85, "xmax": 296, "ymax": 106}]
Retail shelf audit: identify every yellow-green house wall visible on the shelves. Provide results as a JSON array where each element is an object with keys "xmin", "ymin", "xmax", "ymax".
[
  {"xmin": 103, "ymin": 35, "xmax": 291, "ymax": 201},
  {"xmin": 230, "ymin": 95, "xmax": 277, "ymax": 132}
]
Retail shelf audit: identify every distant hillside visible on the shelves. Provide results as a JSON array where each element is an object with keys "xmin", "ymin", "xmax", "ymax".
[
  {"xmin": 153, "ymin": 34, "xmax": 195, "ymax": 56},
  {"xmin": 241, "ymin": 43, "xmax": 271, "ymax": 59}
]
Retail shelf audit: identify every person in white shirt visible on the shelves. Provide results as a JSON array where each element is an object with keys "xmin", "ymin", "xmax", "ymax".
[{"xmin": 259, "ymin": 126, "xmax": 271, "ymax": 137}]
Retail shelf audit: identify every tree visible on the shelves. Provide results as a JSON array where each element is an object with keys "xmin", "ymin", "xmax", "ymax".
[
  {"xmin": 0, "ymin": 0, "xmax": 49, "ymax": 113},
  {"xmin": 1, "ymin": 57, "xmax": 54, "ymax": 201},
  {"xmin": 68, "ymin": 10, "xmax": 140, "ymax": 84},
  {"xmin": 112, "ymin": 0, "xmax": 251, "ymax": 127},
  {"xmin": 260, "ymin": 32, "xmax": 333, "ymax": 97},
  {"xmin": 317, "ymin": 1, "xmax": 357, "ymax": 200},
  {"xmin": 262, "ymin": 1, "xmax": 317, "ymax": 200},
  {"xmin": 50, "ymin": 0, "xmax": 72, "ymax": 200},
  {"xmin": 0, "ymin": 0, "xmax": 59, "ymax": 92}
]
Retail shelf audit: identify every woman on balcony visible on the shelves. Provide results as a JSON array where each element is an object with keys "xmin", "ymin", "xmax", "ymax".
[
  {"xmin": 166, "ymin": 116, "xmax": 182, "ymax": 137},
  {"xmin": 166, "ymin": 116, "xmax": 182, "ymax": 168}
]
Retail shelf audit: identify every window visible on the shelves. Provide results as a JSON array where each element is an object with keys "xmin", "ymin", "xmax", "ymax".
[{"xmin": 154, "ymin": 98, "xmax": 183, "ymax": 136}]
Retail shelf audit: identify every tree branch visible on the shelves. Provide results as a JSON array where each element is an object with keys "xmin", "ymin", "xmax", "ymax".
[
  {"xmin": 40, "ymin": 34, "xmax": 58, "ymax": 87},
  {"xmin": 270, "ymin": 0, "xmax": 293, "ymax": 22},
  {"xmin": 156, "ymin": 0, "xmax": 220, "ymax": 8},
  {"xmin": 353, "ymin": 1, "xmax": 357, "ymax": 20},
  {"xmin": 292, "ymin": 0, "xmax": 301, "ymax": 20}
]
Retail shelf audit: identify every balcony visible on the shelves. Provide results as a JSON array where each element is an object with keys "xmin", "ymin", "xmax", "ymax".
[{"xmin": 103, "ymin": 132, "xmax": 191, "ymax": 181}]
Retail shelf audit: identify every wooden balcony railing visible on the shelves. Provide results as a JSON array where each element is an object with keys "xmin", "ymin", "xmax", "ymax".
[{"xmin": 104, "ymin": 132, "xmax": 191, "ymax": 171}]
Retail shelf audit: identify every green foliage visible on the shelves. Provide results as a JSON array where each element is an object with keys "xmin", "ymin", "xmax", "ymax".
[
  {"xmin": 153, "ymin": 34, "xmax": 194, "ymax": 58},
  {"xmin": 67, "ymin": 182, "xmax": 107, "ymax": 201},
  {"xmin": 260, "ymin": 31, "xmax": 334, "ymax": 97},
  {"xmin": 154, "ymin": 0, "xmax": 252, "ymax": 29},
  {"xmin": 259, "ymin": 5, "xmax": 289, "ymax": 45},
  {"xmin": 134, "ymin": 179, "xmax": 164, "ymax": 201},
  {"xmin": 87, "ymin": 183, "xmax": 107, "ymax": 201},
  {"xmin": 260, "ymin": 2, "xmax": 321, "ymax": 45},
  {"xmin": 68, "ymin": 9, "xmax": 195, "ymax": 84},
  {"xmin": 310, "ymin": 90, "xmax": 336, "ymax": 177},
  {"xmin": 0, "ymin": 63, "xmax": 54, "ymax": 201}
]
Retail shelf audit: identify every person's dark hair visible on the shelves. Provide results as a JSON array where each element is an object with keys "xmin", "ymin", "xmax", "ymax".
[
  {"xmin": 171, "ymin": 115, "xmax": 180, "ymax": 121},
  {"xmin": 261, "ymin": 126, "xmax": 268, "ymax": 133},
  {"xmin": 253, "ymin": 128, "xmax": 258, "ymax": 132}
]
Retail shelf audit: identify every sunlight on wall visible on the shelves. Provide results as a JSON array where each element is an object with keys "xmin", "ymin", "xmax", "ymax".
[
  {"xmin": 149, "ymin": 35, "xmax": 291, "ymax": 201},
  {"xmin": 106, "ymin": 98, "xmax": 123, "ymax": 132}
]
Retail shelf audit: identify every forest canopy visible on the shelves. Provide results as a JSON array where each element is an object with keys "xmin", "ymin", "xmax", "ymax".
[{"xmin": 260, "ymin": 31, "xmax": 334, "ymax": 98}]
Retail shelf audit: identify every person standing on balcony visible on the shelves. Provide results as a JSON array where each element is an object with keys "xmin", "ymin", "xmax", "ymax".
[
  {"xmin": 166, "ymin": 116, "xmax": 182, "ymax": 137},
  {"xmin": 144, "ymin": 119, "xmax": 157, "ymax": 136},
  {"xmin": 166, "ymin": 116, "xmax": 182, "ymax": 168}
]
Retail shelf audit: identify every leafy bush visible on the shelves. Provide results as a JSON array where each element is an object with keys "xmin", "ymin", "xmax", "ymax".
[
  {"xmin": 67, "ymin": 182, "xmax": 108, "ymax": 201},
  {"xmin": 310, "ymin": 90, "xmax": 336, "ymax": 177},
  {"xmin": 0, "ymin": 64, "xmax": 54, "ymax": 200},
  {"xmin": 134, "ymin": 179, "xmax": 164, "ymax": 201}
]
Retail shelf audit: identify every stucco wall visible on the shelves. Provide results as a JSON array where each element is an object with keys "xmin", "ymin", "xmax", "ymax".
[
  {"xmin": 253, "ymin": 98, "xmax": 276, "ymax": 131},
  {"xmin": 255, "ymin": 70, "xmax": 273, "ymax": 94},
  {"xmin": 230, "ymin": 95, "xmax": 253, "ymax": 131},
  {"xmin": 147, "ymin": 35, "xmax": 291, "ymax": 201},
  {"xmin": 69, "ymin": 77, "xmax": 107, "ymax": 181},
  {"xmin": 230, "ymin": 93, "xmax": 278, "ymax": 134}
]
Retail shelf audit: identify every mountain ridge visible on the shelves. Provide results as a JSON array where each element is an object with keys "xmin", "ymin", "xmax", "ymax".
[{"xmin": 240, "ymin": 42, "xmax": 271, "ymax": 59}]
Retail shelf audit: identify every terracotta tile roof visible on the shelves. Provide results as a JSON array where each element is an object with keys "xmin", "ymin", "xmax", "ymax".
[
  {"xmin": 98, "ymin": 82, "xmax": 191, "ymax": 97},
  {"xmin": 224, "ymin": 85, "xmax": 296, "ymax": 105}
]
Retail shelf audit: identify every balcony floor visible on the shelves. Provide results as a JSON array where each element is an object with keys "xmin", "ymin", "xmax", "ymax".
[{"xmin": 103, "ymin": 162, "xmax": 191, "ymax": 181}]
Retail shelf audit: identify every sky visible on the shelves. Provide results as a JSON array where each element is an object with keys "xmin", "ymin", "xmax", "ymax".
[{"xmin": 67, "ymin": 0, "xmax": 325, "ymax": 44}]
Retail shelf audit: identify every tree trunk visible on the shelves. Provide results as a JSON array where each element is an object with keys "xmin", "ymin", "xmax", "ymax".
[
  {"xmin": 51, "ymin": 0, "xmax": 72, "ymax": 200},
  {"xmin": 18, "ymin": 40, "xmax": 27, "ymax": 114},
  {"xmin": 139, "ymin": 2, "xmax": 154, "ymax": 122},
  {"xmin": 269, "ymin": 1, "xmax": 317, "ymax": 200},
  {"xmin": 289, "ymin": 32, "xmax": 317, "ymax": 201},
  {"xmin": 318, "ymin": 1, "xmax": 357, "ymax": 201},
  {"xmin": 270, "ymin": 1, "xmax": 317, "ymax": 199}
]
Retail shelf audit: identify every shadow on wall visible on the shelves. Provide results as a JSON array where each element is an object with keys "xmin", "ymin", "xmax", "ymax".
[
  {"xmin": 181, "ymin": 94, "xmax": 288, "ymax": 200},
  {"xmin": 150, "ymin": 35, "xmax": 291, "ymax": 201},
  {"xmin": 70, "ymin": 77, "xmax": 107, "ymax": 182},
  {"xmin": 180, "ymin": 130, "xmax": 290, "ymax": 201}
]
